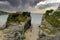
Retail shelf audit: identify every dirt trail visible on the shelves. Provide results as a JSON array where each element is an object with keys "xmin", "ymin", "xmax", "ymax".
[{"xmin": 24, "ymin": 24, "xmax": 39, "ymax": 40}]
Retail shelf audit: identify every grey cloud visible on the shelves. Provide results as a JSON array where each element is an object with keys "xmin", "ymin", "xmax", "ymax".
[
  {"xmin": 0, "ymin": 0, "xmax": 42, "ymax": 7},
  {"xmin": 0, "ymin": 0, "xmax": 43, "ymax": 11},
  {"xmin": 0, "ymin": 0, "xmax": 6, "ymax": 1},
  {"xmin": 7, "ymin": 0, "xmax": 21, "ymax": 7},
  {"xmin": 0, "ymin": 0, "xmax": 21, "ymax": 7},
  {"xmin": 35, "ymin": 0, "xmax": 60, "ymax": 9}
]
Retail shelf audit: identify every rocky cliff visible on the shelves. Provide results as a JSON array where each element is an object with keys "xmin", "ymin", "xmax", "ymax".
[
  {"xmin": 39, "ymin": 10, "xmax": 60, "ymax": 40},
  {"xmin": 0, "ymin": 11, "xmax": 31, "ymax": 40}
]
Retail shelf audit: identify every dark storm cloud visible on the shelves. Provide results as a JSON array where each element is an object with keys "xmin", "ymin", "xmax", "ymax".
[
  {"xmin": 0, "ymin": 0, "xmax": 44, "ymax": 11},
  {"xmin": 0, "ymin": 0, "xmax": 20, "ymax": 7},
  {"xmin": 0, "ymin": 0, "xmax": 6, "ymax": 1},
  {"xmin": 0, "ymin": 0, "xmax": 43, "ymax": 7},
  {"xmin": 7, "ymin": 0, "xmax": 21, "ymax": 7}
]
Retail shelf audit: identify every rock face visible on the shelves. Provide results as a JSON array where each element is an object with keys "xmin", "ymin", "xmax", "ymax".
[
  {"xmin": 3, "ymin": 32, "xmax": 21, "ymax": 40},
  {"xmin": 39, "ymin": 10, "xmax": 60, "ymax": 40},
  {"xmin": 24, "ymin": 17, "xmax": 31, "ymax": 32},
  {"xmin": 0, "ymin": 11, "xmax": 31, "ymax": 40},
  {"xmin": 0, "ymin": 30, "xmax": 22, "ymax": 40}
]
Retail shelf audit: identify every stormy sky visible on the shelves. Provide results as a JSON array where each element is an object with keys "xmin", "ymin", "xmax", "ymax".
[
  {"xmin": 0, "ymin": 0, "xmax": 44, "ymax": 11},
  {"xmin": 0, "ymin": 0, "xmax": 59, "ymax": 13},
  {"xmin": 0, "ymin": 0, "xmax": 42, "ymax": 6}
]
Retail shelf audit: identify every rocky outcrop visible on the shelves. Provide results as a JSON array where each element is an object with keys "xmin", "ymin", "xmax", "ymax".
[
  {"xmin": 6, "ymin": 12, "xmax": 31, "ymax": 32},
  {"xmin": 39, "ymin": 11, "xmax": 60, "ymax": 40},
  {"xmin": 0, "ymin": 29, "xmax": 23, "ymax": 40},
  {"xmin": 0, "ymin": 11, "xmax": 31, "ymax": 40},
  {"xmin": 24, "ymin": 17, "xmax": 31, "ymax": 32}
]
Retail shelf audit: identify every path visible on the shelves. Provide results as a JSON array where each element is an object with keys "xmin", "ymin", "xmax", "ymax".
[{"xmin": 24, "ymin": 24, "xmax": 39, "ymax": 40}]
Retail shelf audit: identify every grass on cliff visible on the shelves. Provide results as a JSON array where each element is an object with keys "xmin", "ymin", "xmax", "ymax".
[
  {"xmin": 7, "ymin": 12, "xmax": 30, "ymax": 23},
  {"xmin": 40, "ymin": 26, "xmax": 56, "ymax": 35},
  {"xmin": 54, "ymin": 11, "xmax": 60, "ymax": 18},
  {"xmin": 45, "ymin": 10, "xmax": 60, "ymax": 28},
  {"xmin": 0, "ymin": 11, "xmax": 9, "ymax": 15},
  {"xmin": 0, "ymin": 11, "xmax": 30, "ymax": 24}
]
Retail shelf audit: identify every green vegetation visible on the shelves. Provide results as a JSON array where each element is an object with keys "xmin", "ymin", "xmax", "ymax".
[
  {"xmin": 0, "ymin": 11, "xmax": 9, "ymax": 15},
  {"xmin": 45, "ymin": 9, "xmax": 54, "ymax": 15},
  {"xmin": 45, "ymin": 10, "xmax": 60, "ymax": 28},
  {"xmin": 0, "ymin": 11, "xmax": 30, "ymax": 24},
  {"xmin": 7, "ymin": 12, "xmax": 30, "ymax": 23},
  {"xmin": 40, "ymin": 26, "xmax": 55, "ymax": 35},
  {"xmin": 54, "ymin": 11, "xmax": 60, "ymax": 18}
]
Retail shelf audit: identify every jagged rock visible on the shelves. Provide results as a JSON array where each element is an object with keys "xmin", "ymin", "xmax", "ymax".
[
  {"xmin": 3, "ymin": 32, "xmax": 20, "ymax": 40},
  {"xmin": 39, "ymin": 10, "xmax": 60, "ymax": 40},
  {"xmin": 0, "ymin": 29, "xmax": 22, "ymax": 40},
  {"xmin": 7, "ymin": 22, "xmax": 25, "ymax": 31},
  {"xmin": 5, "ymin": 13, "xmax": 31, "ymax": 32},
  {"xmin": 0, "ymin": 11, "xmax": 31, "ymax": 40}
]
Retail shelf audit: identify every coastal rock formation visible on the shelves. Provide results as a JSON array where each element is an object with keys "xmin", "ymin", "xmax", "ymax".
[
  {"xmin": 39, "ymin": 10, "xmax": 60, "ymax": 40},
  {"xmin": 0, "ymin": 11, "xmax": 31, "ymax": 40},
  {"xmin": 0, "ymin": 29, "xmax": 22, "ymax": 40}
]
